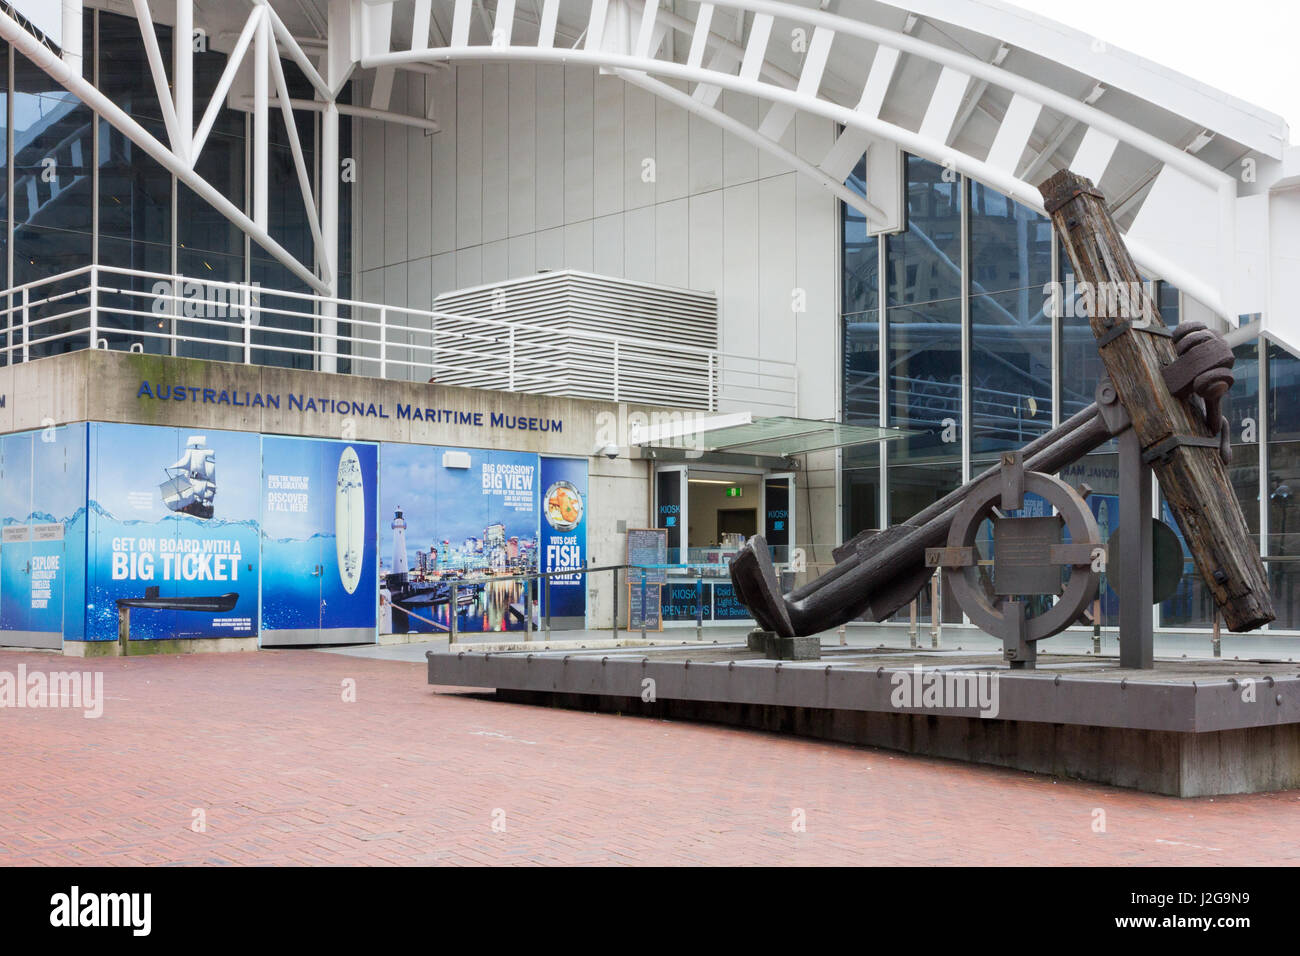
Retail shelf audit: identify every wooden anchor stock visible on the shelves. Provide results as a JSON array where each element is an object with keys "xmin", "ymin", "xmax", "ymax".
[{"xmin": 1041, "ymin": 170, "xmax": 1272, "ymax": 632}]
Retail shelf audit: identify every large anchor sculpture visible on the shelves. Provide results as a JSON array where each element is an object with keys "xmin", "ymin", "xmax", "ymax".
[{"xmin": 729, "ymin": 171, "xmax": 1272, "ymax": 667}]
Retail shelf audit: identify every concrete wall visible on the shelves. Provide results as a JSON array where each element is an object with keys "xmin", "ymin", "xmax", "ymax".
[
  {"xmin": 352, "ymin": 65, "xmax": 841, "ymax": 423},
  {"xmin": 0, "ymin": 349, "xmax": 668, "ymax": 631}
]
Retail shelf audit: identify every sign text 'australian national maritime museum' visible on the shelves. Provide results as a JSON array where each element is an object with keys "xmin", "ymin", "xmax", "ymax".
[{"xmin": 135, "ymin": 382, "xmax": 564, "ymax": 433}]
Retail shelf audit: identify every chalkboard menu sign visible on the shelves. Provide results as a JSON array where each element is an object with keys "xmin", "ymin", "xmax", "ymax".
[
  {"xmin": 627, "ymin": 579, "xmax": 663, "ymax": 631},
  {"xmin": 625, "ymin": 528, "xmax": 668, "ymax": 585}
]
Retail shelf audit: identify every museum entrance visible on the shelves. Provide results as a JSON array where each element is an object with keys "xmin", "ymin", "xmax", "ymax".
[
  {"xmin": 654, "ymin": 465, "xmax": 796, "ymax": 564},
  {"xmin": 653, "ymin": 465, "xmax": 795, "ymax": 626}
]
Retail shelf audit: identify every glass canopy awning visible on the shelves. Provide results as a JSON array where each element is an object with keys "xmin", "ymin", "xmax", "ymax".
[{"xmin": 629, "ymin": 412, "xmax": 911, "ymax": 456}]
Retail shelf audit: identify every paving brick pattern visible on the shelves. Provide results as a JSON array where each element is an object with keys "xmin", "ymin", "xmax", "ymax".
[{"xmin": 0, "ymin": 649, "xmax": 1297, "ymax": 866}]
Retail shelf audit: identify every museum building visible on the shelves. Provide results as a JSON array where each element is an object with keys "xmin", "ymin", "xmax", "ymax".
[{"xmin": 1, "ymin": 0, "xmax": 1299, "ymax": 653}]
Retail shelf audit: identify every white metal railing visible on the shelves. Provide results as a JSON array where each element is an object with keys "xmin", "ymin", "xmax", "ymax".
[{"xmin": 0, "ymin": 265, "xmax": 799, "ymax": 414}]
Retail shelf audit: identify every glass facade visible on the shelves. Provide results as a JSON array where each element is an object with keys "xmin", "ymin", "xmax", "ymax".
[
  {"xmin": 0, "ymin": 10, "xmax": 350, "ymax": 369},
  {"xmin": 840, "ymin": 151, "xmax": 1300, "ymax": 632}
]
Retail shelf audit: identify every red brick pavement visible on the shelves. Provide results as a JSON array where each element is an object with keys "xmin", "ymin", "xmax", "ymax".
[{"xmin": 0, "ymin": 648, "xmax": 1297, "ymax": 866}]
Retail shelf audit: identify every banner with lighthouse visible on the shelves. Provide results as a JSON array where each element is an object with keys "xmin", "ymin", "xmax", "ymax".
[{"xmin": 378, "ymin": 444, "xmax": 541, "ymax": 634}]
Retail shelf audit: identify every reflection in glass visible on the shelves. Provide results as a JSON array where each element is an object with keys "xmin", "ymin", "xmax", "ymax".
[
  {"xmin": 13, "ymin": 32, "xmax": 95, "ymax": 357},
  {"xmin": 841, "ymin": 458, "xmax": 878, "ymax": 542},
  {"xmin": 97, "ymin": 12, "xmax": 172, "ymax": 352},
  {"xmin": 1161, "ymin": 341, "xmax": 1261, "ymax": 628},
  {"xmin": 1268, "ymin": 341, "xmax": 1300, "ymax": 628},
  {"xmin": 968, "ymin": 182, "xmax": 1052, "ymax": 455},
  {"xmin": 887, "ymin": 156, "xmax": 962, "ymax": 463}
]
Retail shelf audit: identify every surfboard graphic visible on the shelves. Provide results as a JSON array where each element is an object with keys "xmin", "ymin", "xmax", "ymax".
[{"xmin": 335, "ymin": 446, "xmax": 365, "ymax": 595}]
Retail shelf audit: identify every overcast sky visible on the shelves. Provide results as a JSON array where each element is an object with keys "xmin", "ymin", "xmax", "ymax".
[{"xmin": 1020, "ymin": 0, "xmax": 1300, "ymax": 139}]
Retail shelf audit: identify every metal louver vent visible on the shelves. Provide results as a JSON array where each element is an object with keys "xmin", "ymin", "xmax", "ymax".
[{"xmin": 430, "ymin": 271, "xmax": 719, "ymax": 408}]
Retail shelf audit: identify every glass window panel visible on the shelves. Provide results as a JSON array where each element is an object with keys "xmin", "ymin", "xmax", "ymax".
[
  {"xmin": 842, "ymin": 309, "xmax": 879, "ymax": 425},
  {"xmin": 1267, "ymin": 341, "xmax": 1300, "ymax": 628},
  {"xmin": 174, "ymin": 35, "xmax": 249, "ymax": 362},
  {"xmin": 92, "ymin": 13, "xmax": 173, "ymax": 353},
  {"xmin": 887, "ymin": 155, "xmax": 961, "ymax": 307},
  {"xmin": 1158, "ymin": 281, "xmax": 1179, "ymax": 326},
  {"xmin": 970, "ymin": 289, "xmax": 1053, "ymax": 457},
  {"xmin": 1058, "ymin": 451, "xmax": 1120, "ymax": 625},
  {"xmin": 886, "ymin": 297, "xmax": 962, "ymax": 460},
  {"xmin": 968, "ymin": 185, "xmax": 1052, "ymax": 456},
  {"xmin": 1058, "ymin": 237, "xmax": 1108, "ymax": 423},
  {"xmin": 335, "ymin": 107, "xmax": 355, "ymax": 371},
  {"xmin": 842, "ymin": 154, "xmax": 879, "ymax": 316},
  {"xmin": 0, "ymin": 41, "xmax": 10, "ymax": 361},
  {"xmin": 841, "ymin": 460, "xmax": 879, "ymax": 542},
  {"xmin": 13, "ymin": 43, "xmax": 95, "ymax": 357},
  {"xmin": 1227, "ymin": 341, "xmax": 1261, "ymax": 538},
  {"xmin": 888, "ymin": 461, "xmax": 963, "ymax": 623},
  {"xmin": 249, "ymin": 58, "xmax": 317, "ymax": 370},
  {"xmin": 886, "ymin": 155, "xmax": 962, "ymax": 461},
  {"xmin": 968, "ymin": 181, "xmax": 1051, "ymax": 295}
]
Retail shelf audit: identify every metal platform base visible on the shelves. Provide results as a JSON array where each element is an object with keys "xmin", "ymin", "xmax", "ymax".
[{"xmin": 428, "ymin": 643, "xmax": 1300, "ymax": 797}]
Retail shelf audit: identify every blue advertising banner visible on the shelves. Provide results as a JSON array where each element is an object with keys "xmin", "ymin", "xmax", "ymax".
[
  {"xmin": 261, "ymin": 437, "xmax": 378, "ymax": 635},
  {"xmin": 0, "ymin": 425, "xmax": 87, "ymax": 640},
  {"xmin": 540, "ymin": 457, "xmax": 587, "ymax": 622},
  {"xmin": 85, "ymin": 423, "xmax": 260, "ymax": 641},
  {"xmin": 379, "ymin": 445, "xmax": 540, "ymax": 634}
]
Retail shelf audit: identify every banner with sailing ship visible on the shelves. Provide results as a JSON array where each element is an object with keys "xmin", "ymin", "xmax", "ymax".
[{"xmin": 84, "ymin": 423, "xmax": 261, "ymax": 641}]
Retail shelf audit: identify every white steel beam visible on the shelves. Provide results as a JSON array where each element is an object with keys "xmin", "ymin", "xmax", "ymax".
[
  {"xmin": 130, "ymin": 0, "xmax": 184, "ymax": 155},
  {"xmin": 256, "ymin": 0, "xmax": 332, "ymax": 101},
  {"xmin": 819, "ymin": 44, "xmax": 900, "ymax": 181},
  {"xmin": 738, "ymin": 13, "xmax": 772, "ymax": 81},
  {"xmin": 0, "ymin": 5, "xmax": 327, "ymax": 294},
  {"xmin": 984, "ymin": 92, "xmax": 1040, "ymax": 174},
  {"xmin": 243, "ymin": 95, "xmax": 441, "ymax": 132},
  {"xmin": 537, "ymin": 0, "xmax": 560, "ymax": 48},
  {"xmin": 451, "ymin": 0, "xmax": 472, "ymax": 46},
  {"xmin": 412, "ymin": 0, "xmax": 432, "ymax": 51},
  {"xmin": 364, "ymin": 41, "xmax": 1230, "ymax": 318},
  {"xmin": 268, "ymin": 42, "xmax": 329, "ymax": 283},
  {"xmin": 494, "ymin": 0, "xmax": 517, "ymax": 46},
  {"xmin": 617, "ymin": 69, "xmax": 887, "ymax": 224},
  {"xmin": 757, "ymin": 25, "xmax": 832, "ymax": 141},
  {"xmin": 253, "ymin": 12, "xmax": 270, "ymax": 230},
  {"xmin": 686, "ymin": 2, "xmax": 714, "ymax": 69},
  {"xmin": 175, "ymin": 0, "xmax": 194, "ymax": 159},
  {"xmin": 918, "ymin": 66, "xmax": 971, "ymax": 144},
  {"xmin": 1070, "ymin": 126, "xmax": 1119, "ymax": 185},
  {"xmin": 192, "ymin": 8, "xmax": 262, "ymax": 166},
  {"xmin": 634, "ymin": 0, "xmax": 660, "ymax": 59}
]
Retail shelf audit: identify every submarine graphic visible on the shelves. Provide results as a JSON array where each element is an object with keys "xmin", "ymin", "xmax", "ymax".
[
  {"xmin": 160, "ymin": 436, "xmax": 216, "ymax": 519},
  {"xmin": 116, "ymin": 585, "xmax": 238, "ymax": 613}
]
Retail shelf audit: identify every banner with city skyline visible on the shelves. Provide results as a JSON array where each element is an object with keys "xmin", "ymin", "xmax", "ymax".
[{"xmin": 379, "ymin": 444, "xmax": 540, "ymax": 634}]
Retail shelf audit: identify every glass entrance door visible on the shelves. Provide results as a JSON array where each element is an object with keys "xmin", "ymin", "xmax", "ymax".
[
  {"xmin": 654, "ymin": 466, "xmax": 688, "ymax": 564},
  {"xmin": 763, "ymin": 473, "xmax": 796, "ymax": 565}
]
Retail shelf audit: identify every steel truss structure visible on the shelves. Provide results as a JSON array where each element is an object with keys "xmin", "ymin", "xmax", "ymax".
[{"xmin": 0, "ymin": 0, "xmax": 1286, "ymax": 369}]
